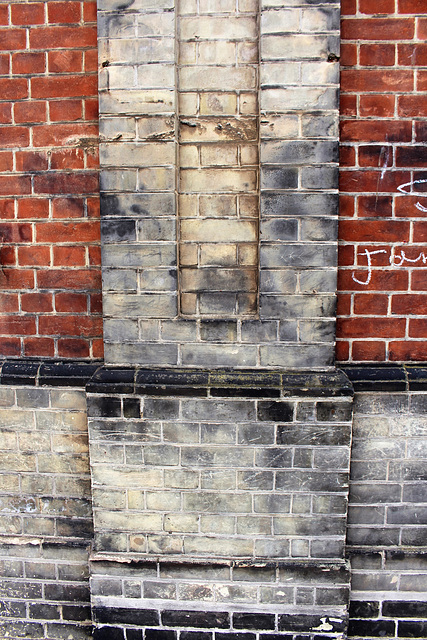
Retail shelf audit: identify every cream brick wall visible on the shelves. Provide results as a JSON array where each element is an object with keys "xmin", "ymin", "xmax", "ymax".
[{"xmin": 0, "ymin": 386, "xmax": 92, "ymax": 539}]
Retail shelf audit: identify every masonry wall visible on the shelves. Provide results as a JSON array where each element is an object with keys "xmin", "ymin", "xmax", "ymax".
[
  {"xmin": 343, "ymin": 368, "xmax": 427, "ymax": 639},
  {"xmin": 0, "ymin": 1, "xmax": 427, "ymax": 639},
  {"xmin": 0, "ymin": 364, "xmax": 95, "ymax": 639},
  {"xmin": 1, "ymin": 1, "xmax": 427, "ymax": 360},
  {"xmin": 0, "ymin": 0, "xmax": 102, "ymax": 360},
  {"xmin": 337, "ymin": 0, "xmax": 427, "ymax": 363}
]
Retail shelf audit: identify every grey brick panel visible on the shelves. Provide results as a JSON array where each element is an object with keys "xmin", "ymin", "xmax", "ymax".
[{"xmin": 98, "ymin": 0, "xmax": 341, "ymax": 367}]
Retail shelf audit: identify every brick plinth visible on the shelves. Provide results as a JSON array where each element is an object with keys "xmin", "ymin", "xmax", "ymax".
[{"xmin": 86, "ymin": 368, "xmax": 353, "ymax": 637}]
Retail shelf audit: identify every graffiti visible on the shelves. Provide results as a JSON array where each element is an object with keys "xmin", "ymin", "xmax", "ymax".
[
  {"xmin": 397, "ymin": 178, "xmax": 427, "ymax": 213},
  {"xmin": 352, "ymin": 248, "xmax": 427, "ymax": 286},
  {"xmin": 351, "ymin": 179, "xmax": 427, "ymax": 286}
]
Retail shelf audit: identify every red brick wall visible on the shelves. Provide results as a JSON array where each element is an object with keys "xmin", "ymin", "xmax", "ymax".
[
  {"xmin": 337, "ymin": 0, "xmax": 427, "ymax": 362},
  {"xmin": 0, "ymin": 0, "xmax": 102, "ymax": 359}
]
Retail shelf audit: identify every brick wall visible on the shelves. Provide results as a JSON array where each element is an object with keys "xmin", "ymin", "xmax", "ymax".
[
  {"xmin": 0, "ymin": 2, "xmax": 426, "ymax": 363},
  {"xmin": 342, "ymin": 370, "xmax": 427, "ymax": 639},
  {"xmin": 0, "ymin": 0, "xmax": 102, "ymax": 360},
  {"xmin": 0, "ymin": 379, "xmax": 92, "ymax": 638},
  {"xmin": 0, "ymin": 2, "xmax": 427, "ymax": 639},
  {"xmin": 87, "ymin": 368, "xmax": 353, "ymax": 638},
  {"xmin": 337, "ymin": 0, "xmax": 427, "ymax": 363},
  {"xmin": 99, "ymin": 0, "xmax": 340, "ymax": 370}
]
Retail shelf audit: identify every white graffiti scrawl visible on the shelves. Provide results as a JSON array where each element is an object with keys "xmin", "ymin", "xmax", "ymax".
[
  {"xmin": 397, "ymin": 178, "xmax": 427, "ymax": 213},
  {"xmin": 351, "ymin": 179, "xmax": 427, "ymax": 286},
  {"xmin": 352, "ymin": 248, "xmax": 427, "ymax": 286}
]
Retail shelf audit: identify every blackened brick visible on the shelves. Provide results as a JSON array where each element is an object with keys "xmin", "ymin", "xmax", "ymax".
[
  {"xmin": 145, "ymin": 630, "xmax": 176, "ymax": 640},
  {"xmin": 276, "ymin": 470, "xmax": 347, "ymax": 492},
  {"xmin": 123, "ymin": 398, "xmax": 141, "ymax": 418},
  {"xmin": 29, "ymin": 603, "xmax": 60, "ymax": 620},
  {"xmin": 0, "ymin": 622, "xmax": 44, "ymax": 638},
  {"xmin": 348, "ymin": 619, "xmax": 395, "ymax": 637},
  {"xmin": 277, "ymin": 423, "xmax": 349, "ymax": 446},
  {"xmin": 349, "ymin": 601, "xmax": 380, "ymax": 618},
  {"xmin": 260, "ymin": 635, "xmax": 293, "ymax": 640},
  {"xmin": 45, "ymin": 583, "xmax": 90, "ymax": 602},
  {"xmin": 233, "ymin": 613, "xmax": 276, "ymax": 630},
  {"xmin": 0, "ymin": 582, "xmax": 42, "ymax": 599},
  {"xmin": 279, "ymin": 615, "xmax": 345, "ymax": 633},
  {"xmin": 57, "ymin": 517, "xmax": 93, "ymax": 538},
  {"xmin": 47, "ymin": 623, "xmax": 93, "ymax": 638},
  {"xmin": 398, "ymin": 621, "xmax": 427, "ymax": 637},
  {"xmin": 257, "ymin": 401, "xmax": 294, "ymax": 422},
  {"xmin": 62, "ymin": 605, "xmax": 91, "ymax": 622},
  {"xmin": 383, "ymin": 601, "xmax": 427, "ymax": 618},
  {"xmin": 0, "ymin": 600, "xmax": 26, "ymax": 618},
  {"xmin": 387, "ymin": 506, "xmax": 427, "ymax": 525},
  {"xmin": 211, "ymin": 387, "xmax": 279, "ymax": 398},
  {"xmin": 94, "ymin": 608, "xmax": 159, "ymax": 627},
  {"xmin": 101, "ymin": 218, "xmax": 136, "ymax": 243},
  {"xmin": 255, "ymin": 448, "xmax": 292, "ymax": 468},
  {"xmin": 161, "ymin": 611, "xmax": 229, "ymax": 629},
  {"xmin": 216, "ymin": 635, "xmax": 256, "ymax": 640},
  {"xmin": 180, "ymin": 633, "xmax": 212, "ymax": 640},
  {"xmin": 87, "ymin": 396, "xmax": 122, "ymax": 418},
  {"xmin": 93, "ymin": 627, "xmax": 125, "ymax": 640},
  {"xmin": 144, "ymin": 398, "xmax": 180, "ymax": 420},
  {"xmin": 87, "ymin": 367, "xmax": 135, "ymax": 394},
  {"xmin": 317, "ymin": 402, "xmax": 352, "ymax": 422},
  {"xmin": 127, "ymin": 630, "xmax": 143, "ymax": 640}
]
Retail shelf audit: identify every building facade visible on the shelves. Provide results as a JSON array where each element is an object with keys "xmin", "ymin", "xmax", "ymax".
[{"xmin": 0, "ymin": 0, "xmax": 426, "ymax": 638}]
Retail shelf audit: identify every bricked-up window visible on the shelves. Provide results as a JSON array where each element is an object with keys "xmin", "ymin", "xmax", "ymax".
[{"xmin": 177, "ymin": 1, "xmax": 259, "ymax": 317}]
